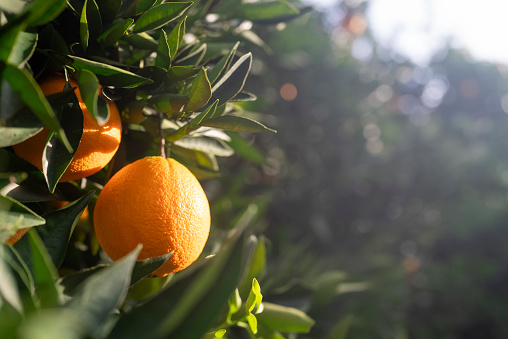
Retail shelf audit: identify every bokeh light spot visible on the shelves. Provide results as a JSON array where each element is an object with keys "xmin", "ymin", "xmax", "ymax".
[{"xmin": 280, "ymin": 83, "xmax": 298, "ymax": 101}]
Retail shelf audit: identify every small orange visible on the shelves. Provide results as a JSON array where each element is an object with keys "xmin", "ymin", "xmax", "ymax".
[
  {"xmin": 12, "ymin": 74, "xmax": 122, "ymax": 182},
  {"xmin": 93, "ymin": 156, "xmax": 211, "ymax": 277}
]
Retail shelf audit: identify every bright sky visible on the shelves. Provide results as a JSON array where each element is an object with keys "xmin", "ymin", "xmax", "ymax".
[{"xmin": 366, "ymin": 0, "xmax": 508, "ymax": 65}]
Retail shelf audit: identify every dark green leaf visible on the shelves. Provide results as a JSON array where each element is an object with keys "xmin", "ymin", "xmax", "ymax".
[
  {"xmin": 0, "ymin": 106, "xmax": 44, "ymax": 148},
  {"xmin": 60, "ymin": 264, "xmax": 108, "ymax": 297},
  {"xmin": 166, "ymin": 65, "xmax": 199, "ymax": 81},
  {"xmin": 120, "ymin": 32, "xmax": 158, "ymax": 50},
  {"xmin": 175, "ymin": 43, "xmax": 207, "ymax": 66},
  {"xmin": 132, "ymin": 2, "xmax": 192, "ymax": 33},
  {"xmin": 0, "ymin": 195, "xmax": 45, "ymax": 242},
  {"xmin": 201, "ymin": 115, "xmax": 276, "ymax": 133},
  {"xmin": 27, "ymin": 230, "xmax": 61, "ymax": 308},
  {"xmin": 230, "ymin": 91, "xmax": 257, "ymax": 102},
  {"xmin": 167, "ymin": 16, "xmax": 186, "ymax": 59},
  {"xmin": 42, "ymin": 92, "xmax": 83, "ymax": 193},
  {"xmin": 190, "ymin": 99, "xmax": 218, "ymax": 127},
  {"xmin": 234, "ymin": 0, "xmax": 299, "ymax": 21},
  {"xmin": 256, "ymin": 302, "xmax": 315, "ymax": 333},
  {"xmin": 67, "ymin": 246, "xmax": 141, "ymax": 336},
  {"xmin": 325, "ymin": 315, "xmax": 353, "ymax": 339},
  {"xmin": 97, "ymin": 18, "xmax": 134, "ymax": 46},
  {"xmin": 155, "ymin": 29, "xmax": 171, "ymax": 69},
  {"xmin": 0, "ymin": 25, "xmax": 37, "ymax": 67},
  {"xmin": 117, "ymin": 0, "xmax": 158, "ymax": 17},
  {"xmin": 35, "ymin": 191, "xmax": 94, "ymax": 268},
  {"xmin": 148, "ymin": 93, "xmax": 188, "ymax": 115},
  {"xmin": 76, "ymin": 69, "xmax": 110, "ymax": 126},
  {"xmin": 131, "ymin": 252, "xmax": 173, "ymax": 285},
  {"xmin": 2, "ymin": 64, "xmax": 72, "ymax": 152},
  {"xmin": 70, "ymin": 56, "xmax": 153, "ymax": 88},
  {"xmin": 211, "ymin": 53, "xmax": 252, "ymax": 104},
  {"xmin": 184, "ymin": 68, "xmax": 211, "ymax": 112},
  {"xmin": 240, "ymin": 235, "xmax": 266, "ymax": 295},
  {"xmin": 0, "ymin": 246, "xmax": 23, "ymax": 313},
  {"xmin": 80, "ymin": 0, "xmax": 103, "ymax": 51},
  {"xmin": 173, "ymin": 136, "xmax": 234, "ymax": 157},
  {"xmin": 21, "ymin": 0, "xmax": 67, "ymax": 27}
]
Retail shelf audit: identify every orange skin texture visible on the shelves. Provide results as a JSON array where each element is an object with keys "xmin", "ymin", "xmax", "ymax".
[
  {"xmin": 93, "ymin": 157, "xmax": 211, "ymax": 277},
  {"xmin": 12, "ymin": 74, "xmax": 122, "ymax": 182}
]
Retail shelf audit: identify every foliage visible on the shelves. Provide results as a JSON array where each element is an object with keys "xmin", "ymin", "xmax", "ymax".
[{"xmin": 0, "ymin": 0, "xmax": 334, "ymax": 338}]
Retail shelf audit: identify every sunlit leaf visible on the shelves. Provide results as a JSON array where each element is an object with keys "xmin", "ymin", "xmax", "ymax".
[
  {"xmin": 211, "ymin": 53, "xmax": 252, "ymax": 104},
  {"xmin": 184, "ymin": 68, "xmax": 211, "ymax": 112},
  {"xmin": 155, "ymin": 29, "xmax": 171, "ymax": 69},
  {"xmin": 167, "ymin": 65, "xmax": 199, "ymax": 81},
  {"xmin": 132, "ymin": 2, "xmax": 192, "ymax": 33},
  {"xmin": 117, "ymin": 0, "xmax": 158, "ymax": 17},
  {"xmin": 201, "ymin": 115, "xmax": 276, "ymax": 133},
  {"xmin": 256, "ymin": 302, "xmax": 315, "ymax": 333},
  {"xmin": 0, "ymin": 195, "xmax": 45, "ymax": 243},
  {"xmin": 97, "ymin": 18, "xmax": 134, "ymax": 46},
  {"xmin": 80, "ymin": 0, "xmax": 103, "ymax": 51},
  {"xmin": 76, "ymin": 69, "xmax": 110, "ymax": 126},
  {"xmin": 208, "ymin": 42, "xmax": 239, "ymax": 85},
  {"xmin": 167, "ymin": 17, "xmax": 186, "ymax": 59},
  {"xmin": 234, "ymin": 0, "xmax": 299, "ymax": 21},
  {"xmin": 173, "ymin": 136, "xmax": 234, "ymax": 157}
]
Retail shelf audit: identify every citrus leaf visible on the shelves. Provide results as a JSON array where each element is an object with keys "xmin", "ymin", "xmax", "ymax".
[
  {"xmin": 148, "ymin": 93, "xmax": 188, "ymax": 115},
  {"xmin": 246, "ymin": 313, "xmax": 258, "ymax": 334},
  {"xmin": 0, "ymin": 247, "xmax": 23, "ymax": 313},
  {"xmin": 23, "ymin": 0, "xmax": 67, "ymax": 27},
  {"xmin": 246, "ymin": 278, "xmax": 262, "ymax": 314},
  {"xmin": 325, "ymin": 315, "xmax": 353, "ymax": 339},
  {"xmin": 225, "ymin": 132, "xmax": 266, "ymax": 165},
  {"xmin": 234, "ymin": 0, "xmax": 299, "ymax": 21},
  {"xmin": 132, "ymin": 2, "xmax": 192, "ymax": 33},
  {"xmin": 0, "ymin": 25, "xmax": 37, "ymax": 67},
  {"xmin": 27, "ymin": 230, "xmax": 62, "ymax": 308},
  {"xmin": 201, "ymin": 115, "xmax": 276, "ymax": 133},
  {"xmin": 167, "ymin": 16, "xmax": 186, "ymax": 59},
  {"xmin": 130, "ymin": 252, "xmax": 173, "ymax": 285},
  {"xmin": 256, "ymin": 302, "xmax": 315, "ymax": 333},
  {"xmin": 97, "ymin": 18, "xmax": 134, "ymax": 46},
  {"xmin": 211, "ymin": 53, "xmax": 252, "ymax": 104},
  {"xmin": 2, "ymin": 64, "xmax": 72, "ymax": 152},
  {"xmin": 0, "ymin": 106, "xmax": 44, "ymax": 148},
  {"xmin": 175, "ymin": 43, "xmax": 207, "ymax": 66},
  {"xmin": 167, "ymin": 65, "xmax": 199, "ymax": 81},
  {"xmin": 117, "ymin": 0, "xmax": 158, "ymax": 17},
  {"xmin": 80, "ymin": 0, "xmax": 103, "ymax": 51},
  {"xmin": 76, "ymin": 69, "xmax": 110, "ymax": 126},
  {"xmin": 67, "ymin": 246, "xmax": 141, "ymax": 337},
  {"xmin": 69, "ymin": 56, "xmax": 153, "ymax": 88},
  {"xmin": 35, "ymin": 191, "xmax": 94, "ymax": 268},
  {"xmin": 120, "ymin": 32, "xmax": 158, "ymax": 50},
  {"xmin": 230, "ymin": 91, "xmax": 257, "ymax": 102},
  {"xmin": 173, "ymin": 136, "xmax": 234, "ymax": 157},
  {"xmin": 190, "ymin": 99, "xmax": 218, "ymax": 127},
  {"xmin": 239, "ymin": 235, "xmax": 267, "ymax": 295},
  {"xmin": 42, "ymin": 92, "xmax": 83, "ymax": 193},
  {"xmin": 184, "ymin": 68, "xmax": 211, "ymax": 112},
  {"xmin": 155, "ymin": 29, "xmax": 171, "ymax": 69},
  {"xmin": 0, "ymin": 195, "xmax": 45, "ymax": 242},
  {"xmin": 0, "ymin": 0, "xmax": 26, "ymax": 14},
  {"xmin": 208, "ymin": 41, "xmax": 239, "ymax": 85}
]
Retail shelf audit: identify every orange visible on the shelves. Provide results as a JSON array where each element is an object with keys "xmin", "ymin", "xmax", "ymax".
[
  {"xmin": 6, "ymin": 228, "xmax": 30, "ymax": 245},
  {"xmin": 12, "ymin": 74, "xmax": 122, "ymax": 182},
  {"xmin": 93, "ymin": 156, "xmax": 211, "ymax": 277}
]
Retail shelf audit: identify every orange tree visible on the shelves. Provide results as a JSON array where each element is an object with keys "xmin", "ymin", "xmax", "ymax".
[{"xmin": 0, "ymin": 0, "xmax": 321, "ymax": 338}]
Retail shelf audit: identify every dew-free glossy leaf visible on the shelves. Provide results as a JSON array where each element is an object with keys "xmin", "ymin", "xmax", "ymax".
[
  {"xmin": 97, "ymin": 18, "xmax": 134, "ymax": 46},
  {"xmin": 132, "ymin": 2, "xmax": 192, "ymax": 33},
  {"xmin": 70, "ymin": 56, "xmax": 153, "ymax": 88},
  {"xmin": 184, "ymin": 68, "xmax": 211, "ymax": 112},
  {"xmin": 256, "ymin": 302, "xmax": 315, "ymax": 333},
  {"xmin": 0, "ymin": 195, "xmax": 45, "ymax": 242},
  {"xmin": 211, "ymin": 53, "xmax": 252, "ymax": 104},
  {"xmin": 76, "ymin": 69, "xmax": 110, "ymax": 125},
  {"xmin": 148, "ymin": 93, "xmax": 188, "ymax": 114},
  {"xmin": 2, "ymin": 64, "xmax": 72, "ymax": 152},
  {"xmin": 201, "ymin": 115, "xmax": 276, "ymax": 133}
]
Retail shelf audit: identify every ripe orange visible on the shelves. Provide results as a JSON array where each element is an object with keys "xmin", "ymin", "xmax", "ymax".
[
  {"xmin": 12, "ymin": 74, "xmax": 122, "ymax": 182},
  {"xmin": 93, "ymin": 156, "xmax": 211, "ymax": 277}
]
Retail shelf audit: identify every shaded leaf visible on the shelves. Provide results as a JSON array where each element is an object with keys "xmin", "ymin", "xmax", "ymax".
[
  {"xmin": 211, "ymin": 53, "xmax": 252, "ymax": 104},
  {"xmin": 225, "ymin": 132, "xmax": 266, "ymax": 165},
  {"xmin": 97, "ymin": 18, "xmax": 134, "ymax": 46},
  {"xmin": 155, "ymin": 29, "xmax": 171, "ymax": 69},
  {"xmin": 80, "ymin": 0, "xmax": 103, "ymax": 51},
  {"xmin": 190, "ymin": 99, "xmax": 218, "ymax": 127},
  {"xmin": 132, "ymin": 2, "xmax": 192, "ymax": 33},
  {"xmin": 175, "ymin": 43, "xmax": 207, "ymax": 66},
  {"xmin": 167, "ymin": 65, "xmax": 199, "ymax": 81},
  {"xmin": 76, "ymin": 69, "xmax": 110, "ymax": 126},
  {"xmin": 0, "ymin": 105, "xmax": 44, "ymax": 148},
  {"xmin": 184, "ymin": 68, "xmax": 211, "ymax": 112},
  {"xmin": 130, "ymin": 252, "xmax": 173, "ymax": 285},
  {"xmin": 148, "ymin": 93, "xmax": 188, "ymax": 115},
  {"xmin": 0, "ymin": 195, "xmax": 45, "ymax": 242},
  {"xmin": 208, "ymin": 42, "xmax": 239, "ymax": 85},
  {"xmin": 173, "ymin": 136, "xmax": 234, "ymax": 157},
  {"xmin": 201, "ymin": 115, "xmax": 276, "ymax": 133},
  {"xmin": 117, "ymin": 0, "xmax": 157, "ymax": 17},
  {"xmin": 70, "ymin": 56, "xmax": 153, "ymax": 88},
  {"xmin": 325, "ymin": 315, "xmax": 353, "ymax": 339},
  {"xmin": 167, "ymin": 16, "xmax": 186, "ymax": 59},
  {"xmin": 0, "ymin": 246, "xmax": 23, "ymax": 313}
]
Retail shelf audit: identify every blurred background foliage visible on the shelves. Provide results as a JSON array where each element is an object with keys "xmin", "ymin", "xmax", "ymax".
[{"xmin": 208, "ymin": 0, "xmax": 508, "ymax": 338}]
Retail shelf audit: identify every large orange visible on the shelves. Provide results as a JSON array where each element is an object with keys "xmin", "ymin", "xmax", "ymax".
[
  {"xmin": 12, "ymin": 74, "xmax": 122, "ymax": 182},
  {"xmin": 93, "ymin": 156, "xmax": 211, "ymax": 277}
]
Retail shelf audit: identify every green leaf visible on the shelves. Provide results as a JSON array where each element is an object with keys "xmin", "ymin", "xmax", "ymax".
[
  {"xmin": 230, "ymin": 91, "xmax": 257, "ymax": 102},
  {"xmin": 190, "ymin": 99, "xmax": 218, "ymax": 127},
  {"xmin": 227, "ymin": 288, "xmax": 242, "ymax": 320},
  {"xmin": 23, "ymin": 0, "xmax": 67, "ymax": 27},
  {"xmin": 42, "ymin": 92, "xmax": 83, "ymax": 193},
  {"xmin": 27, "ymin": 230, "xmax": 62, "ymax": 308},
  {"xmin": 184, "ymin": 68, "xmax": 211, "ymax": 112},
  {"xmin": 70, "ymin": 56, "xmax": 153, "ymax": 88},
  {"xmin": 234, "ymin": 0, "xmax": 299, "ymax": 21},
  {"xmin": 155, "ymin": 29, "xmax": 171, "ymax": 69},
  {"xmin": 68, "ymin": 246, "xmax": 141, "ymax": 336},
  {"xmin": 0, "ymin": 105, "xmax": 44, "ymax": 148},
  {"xmin": 117, "ymin": 0, "xmax": 158, "ymax": 17},
  {"xmin": 132, "ymin": 2, "xmax": 192, "ymax": 33},
  {"xmin": 0, "ymin": 0, "xmax": 26, "ymax": 14},
  {"xmin": 325, "ymin": 315, "xmax": 353, "ymax": 339},
  {"xmin": 175, "ymin": 43, "xmax": 207, "ymax": 66},
  {"xmin": 167, "ymin": 17, "xmax": 186, "ymax": 59},
  {"xmin": 16, "ymin": 309, "xmax": 82, "ymax": 339},
  {"xmin": 225, "ymin": 132, "xmax": 266, "ymax": 165},
  {"xmin": 148, "ymin": 93, "xmax": 188, "ymax": 115},
  {"xmin": 2, "ymin": 64, "xmax": 72, "ymax": 152},
  {"xmin": 167, "ymin": 65, "xmax": 199, "ymax": 81},
  {"xmin": 0, "ymin": 195, "xmax": 45, "ymax": 242},
  {"xmin": 97, "ymin": 18, "xmax": 134, "ymax": 46},
  {"xmin": 0, "ymin": 246, "xmax": 23, "ymax": 313},
  {"xmin": 120, "ymin": 32, "xmax": 158, "ymax": 50},
  {"xmin": 35, "ymin": 191, "xmax": 94, "ymax": 268},
  {"xmin": 256, "ymin": 302, "xmax": 315, "ymax": 333},
  {"xmin": 211, "ymin": 53, "xmax": 252, "ymax": 104},
  {"xmin": 0, "ymin": 25, "xmax": 37, "ymax": 67},
  {"xmin": 201, "ymin": 115, "xmax": 276, "ymax": 133},
  {"xmin": 173, "ymin": 136, "xmax": 234, "ymax": 157},
  {"xmin": 80, "ymin": 0, "xmax": 103, "ymax": 51},
  {"xmin": 208, "ymin": 42, "xmax": 239, "ymax": 85},
  {"xmin": 246, "ymin": 313, "xmax": 258, "ymax": 334},
  {"xmin": 246, "ymin": 278, "xmax": 262, "ymax": 314},
  {"xmin": 76, "ymin": 69, "xmax": 110, "ymax": 126},
  {"xmin": 214, "ymin": 329, "xmax": 226, "ymax": 339},
  {"xmin": 130, "ymin": 252, "xmax": 173, "ymax": 285},
  {"xmin": 240, "ymin": 236, "xmax": 266, "ymax": 295}
]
